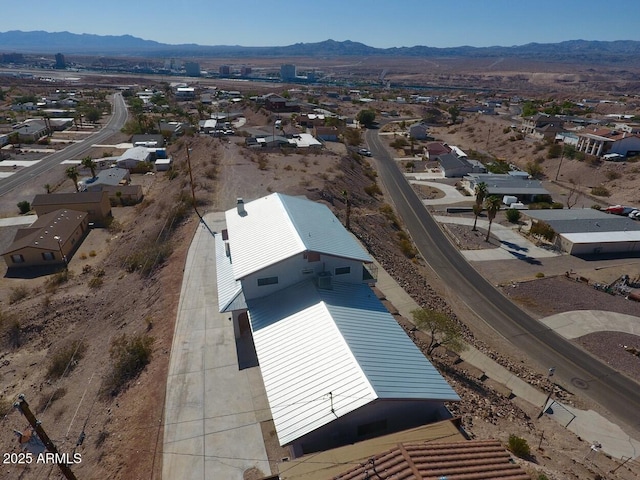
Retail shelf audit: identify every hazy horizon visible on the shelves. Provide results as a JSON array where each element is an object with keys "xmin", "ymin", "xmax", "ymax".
[{"xmin": 3, "ymin": 0, "xmax": 640, "ymax": 50}]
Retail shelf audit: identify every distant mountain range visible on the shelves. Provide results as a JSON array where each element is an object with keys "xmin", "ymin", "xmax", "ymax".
[{"xmin": 1, "ymin": 30, "xmax": 640, "ymax": 64}]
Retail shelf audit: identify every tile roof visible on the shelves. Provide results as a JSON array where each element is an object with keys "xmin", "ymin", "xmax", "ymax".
[{"xmin": 333, "ymin": 439, "xmax": 530, "ymax": 480}]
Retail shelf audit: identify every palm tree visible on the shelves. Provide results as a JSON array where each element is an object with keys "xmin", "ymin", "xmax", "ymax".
[
  {"xmin": 484, "ymin": 195, "xmax": 502, "ymax": 242},
  {"xmin": 81, "ymin": 156, "xmax": 97, "ymax": 178},
  {"xmin": 472, "ymin": 182, "xmax": 488, "ymax": 231},
  {"xmin": 66, "ymin": 166, "xmax": 80, "ymax": 192}
]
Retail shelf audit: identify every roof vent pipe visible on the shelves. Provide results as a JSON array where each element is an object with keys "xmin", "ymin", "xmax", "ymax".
[{"xmin": 237, "ymin": 198, "xmax": 246, "ymax": 216}]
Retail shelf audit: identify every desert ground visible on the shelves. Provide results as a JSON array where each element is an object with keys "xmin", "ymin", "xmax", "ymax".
[{"xmin": 0, "ymin": 61, "xmax": 639, "ymax": 479}]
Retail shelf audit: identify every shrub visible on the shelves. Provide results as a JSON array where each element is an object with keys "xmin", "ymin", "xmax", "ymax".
[
  {"xmin": 551, "ymin": 202, "xmax": 564, "ymax": 209},
  {"xmin": 606, "ymin": 171, "xmax": 621, "ymax": 180},
  {"xmin": 17, "ymin": 200, "xmax": 31, "ymax": 214},
  {"xmin": 47, "ymin": 340, "xmax": 87, "ymax": 379},
  {"xmin": 9, "ymin": 285, "xmax": 29, "ymax": 304},
  {"xmin": 45, "ymin": 269, "xmax": 69, "ymax": 292},
  {"xmin": 591, "ymin": 204, "xmax": 602, "ymax": 210},
  {"xmin": 505, "ymin": 209, "xmax": 521, "ymax": 223},
  {"xmin": 6, "ymin": 320, "xmax": 21, "ymax": 348},
  {"xmin": 104, "ymin": 334, "xmax": 154, "ymax": 396},
  {"xmin": 364, "ymin": 183, "xmax": 382, "ymax": 196},
  {"xmin": 535, "ymin": 272, "xmax": 545, "ymax": 278},
  {"xmin": 88, "ymin": 277, "xmax": 104, "ymax": 289},
  {"xmin": 123, "ymin": 240, "xmax": 173, "ymax": 277},
  {"xmin": 0, "ymin": 396, "xmax": 12, "ymax": 417},
  {"xmin": 507, "ymin": 434, "xmax": 531, "ymax": 458},
  {"xmin": 591, "ymin": 186, "xmax": 610, "ymax": 197},
  {"xmin": 530, "ymin": 221, "xmax": 556, "ymax": 242}
]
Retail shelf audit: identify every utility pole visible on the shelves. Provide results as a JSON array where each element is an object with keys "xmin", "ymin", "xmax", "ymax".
[{"xmin": 14, "ymin": 394, "xmax": 78, "ymax": 480}]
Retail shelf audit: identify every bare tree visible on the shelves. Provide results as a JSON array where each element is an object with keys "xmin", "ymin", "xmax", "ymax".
[
  {"xmin": 565, "ymin": 180, "xmax": 581, "ymax": 209},
  {"xmin": 411, "ymin": 308, "xmax": 465, "ymax": 356}
]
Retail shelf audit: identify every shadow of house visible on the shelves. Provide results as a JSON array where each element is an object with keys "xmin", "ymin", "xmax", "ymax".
[{"xmin": 2, "ymin": 209, "xmax": 88, "ymax": 271}]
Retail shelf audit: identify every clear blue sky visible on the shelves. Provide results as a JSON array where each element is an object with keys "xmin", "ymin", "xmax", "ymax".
[{"xmin": 4, "ymin": 0, "xmax": 640, "ymax": 48}]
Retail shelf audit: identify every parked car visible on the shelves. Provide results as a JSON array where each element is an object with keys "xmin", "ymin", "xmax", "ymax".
[{"xmin": 358, "ymin": 148, "xmax": 372, "ymax": 157}]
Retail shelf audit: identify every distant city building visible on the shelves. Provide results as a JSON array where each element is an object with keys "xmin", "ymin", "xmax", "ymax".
[
  {"xmin": 54, "ymin": 53, "xmax": 66, "ymax": 69},
  {"xmin": 185, "ymin": 62, "xmax": 201, "ymax": 77},
  {"xmin": 240, "ymin": 66, "xmax": 252, "ymax": 76},
  {"xmin": 219, "ymin": 65, "xmax": 231, "ymax": 76},
  {"xmin": 280, "ymin": 64, "xmax": 297, "ymax": 81}
]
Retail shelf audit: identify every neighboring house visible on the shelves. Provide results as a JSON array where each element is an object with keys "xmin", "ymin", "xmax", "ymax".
[
  {"xmin": 79, "ymin": 168, "xmax": 143, "ymax": 204},
  {"xmin": 158, "ymin": 121, "xmax": 185, "ymax": 138},
  {"xmin": 575, "ymin": 127, "xmax": 627, "ymax": 157},
  {"xmin": 175, "ymin": 86, "xmax": 195, "ymax": 100},
  {"xmin": 315, "ymin": 126, "xmax": 339, "ymax": 141},
  {"xmin": 216, "ymin": 193, "xmax": 459, "ymax": 456},
  {"xmin": 524, "ymin": 208, "xmax": 640, "ymax": 255},
  {"xmin": 31, "ymin": 191, "xmax": 111, "ymax": 224},
  {"xmin": 2, "ymin": 209, "xmax": 89, "ymax": 269},
  {"xmin": 426, "ymin": 142, "xmax": 452, "ymax": 159},
  {"xmin": 607, "ymin": 134, "xmax": 640, "ymax": 158},
  {"xmin": 116, "ymin": 146, "xmax": 152, "ymax": 170},
  {"xmin": 463, "ymin": 173, "xmax": 550, "ymax": 201},
  {"xmin": 521, "ymin": 113, "xmax": 564, "ymax": 140},
  {"xmin": 131, "ymin": 134, "xmax": 164, "ymax": 148},
  {"xmin": 332, "ymin": 439, "xmax": 530, "ymax": 480},
  {"xmin": 13, "ymin": 120, "xmax": 48, "ymax": 142},
  {"xmin": 0, "ymin": 133, "xmax": 8, "ymax": 147},
  {"xmin": 298, "ymin": 113, "xmax": 325, "ymax": 127},
  {"xmin": 437, "ymin": 152, "xmax": 486, "ymax": 178},
  {"xmin": 409, "ymin": 122, "xmax": 429, "ymax": 140},
  {"xmin": 263, "ymin": 93, "xmax": 300, "ymax": 112}
]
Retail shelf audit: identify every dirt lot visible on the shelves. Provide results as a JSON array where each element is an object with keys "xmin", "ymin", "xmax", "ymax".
[{"xmin": 0, "ymin": 93, "xmax": 638, "ymax": 480}]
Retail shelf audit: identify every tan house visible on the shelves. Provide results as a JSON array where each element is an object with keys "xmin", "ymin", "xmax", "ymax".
[
  {"xmin": 2, "ymin": 209, "xmax": 89, "ymax": 269},
  {"xmin": 31, "ymin": 191, "xmax": 111, "ymax": 225}
]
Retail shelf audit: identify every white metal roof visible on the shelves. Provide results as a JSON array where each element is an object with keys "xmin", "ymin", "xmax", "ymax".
[
  {"xmin": 247, "ymin": 280, "xmax": 459, "ymax": 446},
  {"xmin": 225, "ymin": 193, "xmax": 372, "ymax": 280},
  {"xmin": 561, "ymin": 230, "xmax": 640, "ymax": 244},
  {"xmin": 215, "ymin": 232, "xmax": 245, "ymax": 312}
]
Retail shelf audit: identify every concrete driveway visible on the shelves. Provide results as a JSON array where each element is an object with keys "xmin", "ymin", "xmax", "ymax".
[{"xmin": 163, "ymin": 212, "xmax": 271, "ymax": 480}]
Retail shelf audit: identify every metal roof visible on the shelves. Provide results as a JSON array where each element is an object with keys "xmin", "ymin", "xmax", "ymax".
[
  {"xmin": 215, "ymin": 233, "xmax": 245, "ymax": 312},
  {"xmin": 561, "ymin": 230, "xmax": 640, "ymax": 244},
  {"xmin": 526, "ymin": 208, "xmax": 640, "ymax": 234},
  {"xmin": 225, "ymin": 193, "xmax": 372, "ymax": 280},
  {"xmin": 247, "ymin": 280, "xmax": 459, "ymax": 446}
]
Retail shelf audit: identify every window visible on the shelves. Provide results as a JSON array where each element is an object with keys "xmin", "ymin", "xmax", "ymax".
[
  {"xmin": 335, "ymin": 266, "xmax": 351, "ymax": 275},
  {"xmin": 11, "ymin": 254, "xmax": 24, "ymax": 264},
  {"xmin": 257, "ymin": 276, "xmax": 278, "ymax": 286},
  {"xmin": 42, "ymin": 252, "xmax": 55, "ymax": 261}
]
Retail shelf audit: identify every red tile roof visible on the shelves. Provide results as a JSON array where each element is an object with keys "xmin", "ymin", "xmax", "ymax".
[{"xmin": 333, "ymin": 439, "xmax": 530, "ymax": 480}]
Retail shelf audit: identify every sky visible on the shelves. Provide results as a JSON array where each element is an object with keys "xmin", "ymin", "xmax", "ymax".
[{"xmin": 3, "ymin": 0, "xmax": 640, "ymax": 49}]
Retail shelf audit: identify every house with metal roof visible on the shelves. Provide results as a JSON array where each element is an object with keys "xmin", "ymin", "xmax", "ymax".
[
  {"xmin": 437, "ymin": 152, "xmax": 486, "ymax": 178},
  {"xmin": 525, "ymin": 208, "xmax": 640, "ymax": 255},
  {"xmin": 216, "ymin": 193, "xmax": 459, "ymax": 456},
  {"xmin": 463, "ymin": 173, "xmax": 550, "ymax": 201}
]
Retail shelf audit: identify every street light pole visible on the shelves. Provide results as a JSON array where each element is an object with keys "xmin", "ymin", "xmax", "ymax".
[{"xmin": 53, "ymin": 235, "xmax": 67, "ymax": 270}]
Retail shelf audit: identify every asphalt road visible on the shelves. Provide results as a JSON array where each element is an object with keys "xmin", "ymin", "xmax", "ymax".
[
  {"xmin": 0, "ymin": 92, "xmax": 128, "ymax": 197},
  {"xmin": 365, "ymin": 128, "xmax": 640, "ymax": 434}
]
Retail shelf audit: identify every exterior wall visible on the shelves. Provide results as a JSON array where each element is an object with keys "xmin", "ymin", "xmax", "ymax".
[
  {"xmin": 241, "ymin": 253, "xmax": 366, "ymax": 301},
  {"xmin": 559, "ymin": 236, "xmax": 640, "ymax": 255},
  {"xmin": 3, "ymin": 216, "xmax": 89, "ymax": 268},
  {"xmin": 610, "ymin": 136, "xmax": 640, "ymax": 156},
  {"xmin": 86, "ymin": 184, "xmax": 143, "ymax": 205},
  {"xmin": 291, "ymin": 399, "xmax": 450, "ymax": 456}
]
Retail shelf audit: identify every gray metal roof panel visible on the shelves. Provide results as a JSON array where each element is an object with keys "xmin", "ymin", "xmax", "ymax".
[
  {"xmin": 225, "ymin": 193, "xmax": 372, "ymax": 280},
  {"xmin": 247, "ymin": 280, "xmax": 458, "ymax": 445}
]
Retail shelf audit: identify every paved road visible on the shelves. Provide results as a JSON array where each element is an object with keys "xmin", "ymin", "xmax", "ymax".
[
  {"xmin": 0, "ymin": 92, "xmax": 128, "ymax": 197},
  {"xmin": 365, "ymin": 128, "xmax": 640, "ymax": 435}
]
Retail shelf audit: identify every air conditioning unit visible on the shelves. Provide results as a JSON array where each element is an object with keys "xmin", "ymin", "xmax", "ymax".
[{"xmin": 317, "ymin": 271, "xmax": 333, "ymax": 290}]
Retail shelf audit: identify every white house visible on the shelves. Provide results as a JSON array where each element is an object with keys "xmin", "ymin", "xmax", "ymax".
[
  {"xmin": 216, "ymin": 193, "xmax": 459, "ymax": 456},
  {"xmin": 116, "ymin": 146, "xmax": 152, "ymax": 170}
]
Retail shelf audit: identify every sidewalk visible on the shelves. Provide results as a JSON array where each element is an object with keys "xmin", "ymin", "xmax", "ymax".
[{"xmin": 374, "ymin": 260, "xmax": 640, "ymax": 461}]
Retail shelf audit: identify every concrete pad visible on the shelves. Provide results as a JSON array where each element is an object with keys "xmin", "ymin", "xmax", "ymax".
[
  {"xmin": 541, "ymin": 310, "xmax": 640, "ymax": 339},
  {"xmin": 0, "ymin": 172, "xmax": 15, "ymax": 179},
  {"xmin": 163, "ymin": 212, "xmax": 270, "ymax": 480},
  {"xmin": 0, "ymin": 215, "xmax": 37, "ymax": 227},
  {"xmin": 409, "ymin": 180, "xmax": 470, "ymax": 205}
]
